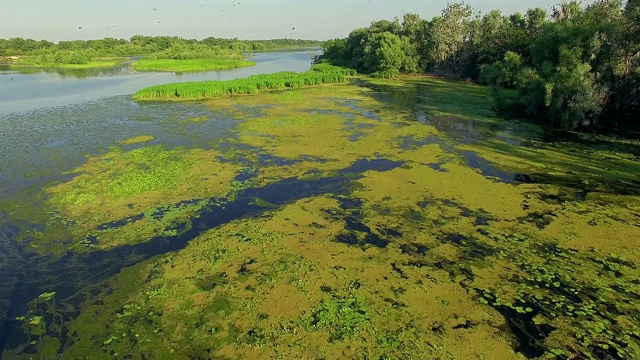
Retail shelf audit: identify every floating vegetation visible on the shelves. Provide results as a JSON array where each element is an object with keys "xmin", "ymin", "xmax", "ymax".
[{"xmin": 2, "ymin": 76, "xmax": 640, "ymax": 359}]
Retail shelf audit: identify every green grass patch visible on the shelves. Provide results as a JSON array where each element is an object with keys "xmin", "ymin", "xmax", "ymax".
[
  {"xmin": 131, "ymin": 58, "xmax": 255, "ymax": 72},
  {"xmin": 302, "ymin": 294, "xmax": 371, "ymax": 341},
  {"xmin": 132, "ymin": 64, "xmax": 356, "ymax": 100},
  {"xmin": 10, "ymin": 56, "xmax": 126, "ymax": 69},
  {"xmin": 119, "ymin": 135, "xmax": 155, "ymax": 145}
]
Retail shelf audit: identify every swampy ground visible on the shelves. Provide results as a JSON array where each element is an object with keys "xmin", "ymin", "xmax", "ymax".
[{"xmin": 2, "ymin": 77, "xmax": 640, "ymax": 359}]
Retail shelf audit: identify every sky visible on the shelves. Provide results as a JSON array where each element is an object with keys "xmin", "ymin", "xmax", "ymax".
[{"xmin": 1, "ymin": 0, "xmax": 585, "ymax": 42}]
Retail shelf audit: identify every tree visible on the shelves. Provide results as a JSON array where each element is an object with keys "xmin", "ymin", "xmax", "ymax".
[
  {"xmin": 368, "ymin": 32, "xmax": 405, "ymax": 76},
  {"xmin": 426, "ymin": 2, "xmax": 473, "ymax": 73}
]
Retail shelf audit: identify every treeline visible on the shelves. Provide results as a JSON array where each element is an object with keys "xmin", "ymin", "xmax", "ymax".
[
  {"xmin": 0, "ymin": 36, "xmax": 321, "ymax": 64},
  {"xmin": 319, "ymin": 0, "xmax": 639, "ymax": 131}
]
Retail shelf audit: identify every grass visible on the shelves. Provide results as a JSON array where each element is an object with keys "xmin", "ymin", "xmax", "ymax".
[
  {"xmin": 10, "ymin": 57, "xmax": 126, "ymax": 69},
  {"xmin": 132, "ymin": 64, "xmax": 357, "ymax": 100},
  {"xmin": 131, "ymin": 58, "xmax": 256, "ymax": 72}
]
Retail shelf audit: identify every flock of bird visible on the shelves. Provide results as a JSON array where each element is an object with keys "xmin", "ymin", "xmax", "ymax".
[{"xmin": 77, "ymin": 2, "xmax": 298, "ymax": 35}]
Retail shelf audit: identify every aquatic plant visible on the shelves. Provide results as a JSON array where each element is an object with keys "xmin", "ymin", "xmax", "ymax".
[
  {"xmin": 131, "ymin": 58, "xmax": 255, "ymax": 72},
  {"xmin": 132, "ymin": 65, "xmax": 355, "ymax": 100}
]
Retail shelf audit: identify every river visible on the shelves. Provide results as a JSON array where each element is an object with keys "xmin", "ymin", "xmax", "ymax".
[{"xmin": 1, "ymin": 48, "xmax": 638, "ymax": 359}]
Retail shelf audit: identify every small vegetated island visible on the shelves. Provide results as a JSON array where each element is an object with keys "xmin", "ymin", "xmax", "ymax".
[
  {"xmin": 2, "ymin": 1, "xmax": 640, "ymax": 360},
  {"xmin": 0, "ymin": 36, "xmax": 320, "ymax": 71}
]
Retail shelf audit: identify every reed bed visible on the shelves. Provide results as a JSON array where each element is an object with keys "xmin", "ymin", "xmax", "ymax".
[
  {"xmin": 131, "ymin": 59, "xmax": 255, "ymax": 72},
  {"xmin": 133, "ymin": 65, "xmax": 357, "ymax": 100}
]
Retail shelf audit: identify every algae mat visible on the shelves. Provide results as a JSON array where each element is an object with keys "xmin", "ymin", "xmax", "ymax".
[{"xmin": 1, "ymin": 79, "xmax": 640, "ymax": 359}]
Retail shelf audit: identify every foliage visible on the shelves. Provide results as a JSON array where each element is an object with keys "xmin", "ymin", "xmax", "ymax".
[
  {"xmin": 1, "ymin": 35, "xmax": 320, "ymax": 70},
  {"xmin": 302, "ymin": 294, "xmax": 371, "ymax": 341},
  {"xmin": 319, "ymin": 0, "xmax": 640, "ymax": 130},
  {"xmin": 0, "ymin": 36, "xmax": 320, "ymax": 57}
]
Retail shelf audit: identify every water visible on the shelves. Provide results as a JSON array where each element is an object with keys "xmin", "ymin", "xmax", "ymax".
[
  {"xmin": 0, "ymin": 49, "xmax": 320, "ymax": 115},
  {"xmin": 0, "ymin": 50, "xmax": 320, "ymax": 199},
  {"xmin": 1, "ymin": 50, "xmax": 638, "ymax": 359},
  {"xmin": 0, "ymin": 49, "xmax": 323, "ymax": 352}
]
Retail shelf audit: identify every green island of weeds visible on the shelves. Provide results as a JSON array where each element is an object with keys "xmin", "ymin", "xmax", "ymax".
[
  {"xmin": 9, "ymin": 56, "xmax": 127, "ymax": 69},
  {"xmin": 131, "ymin": 58, "xmax": 255, "ymax": 72},
  {"xmin": 132, "ymin": 64, "xmax": 357, "ymax": 100}
]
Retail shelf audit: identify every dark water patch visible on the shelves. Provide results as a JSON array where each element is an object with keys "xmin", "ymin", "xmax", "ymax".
[
  {"xmin": 398, "ymin": 135, "xmax": 443, "ymax": 150},
  {"xmin": 234, "ymin": 167, "xmax": 258, "ymax": 182},
  {"xmin": 0, "ymin": 158, "xmax": 403, "ymax": 353},
  {"xmin": 382, "ymin": 297, "xmax": 406, "ymax": 308},
  {"xmin": 403, "ymin": 209, "xmax": 426, "ymax": 223},
  {"xmin": 258, "ymin": 153, "xmax": 298, "ymax": 167},
  {"xmin": 478, "ymin": 289, "xmax": 555, "ymax": 358},
  {"xmin": 391, "ymin": 263, "xmax": 408, "ymax": 279},
  {"xmin": 301, "ymin": 108, "xmax": 356, "ymax": 121},
  {"xmin": 332, "ymin": 99, "xmax": 381, "ymax": 120},
  {"xmin": 96, "ymin": 213, "xmax": 145, "ymax": 231},
  {"xmin": 232, "ymin": 104, "xmax": 274, "ymax": 118},
  {"xmin": 377, "ymin": 227, "xmax": 402, "ymax": 238},
  {"xmin": 473, "ymin": 209, "xmax": 496, "ymax": 226},
  {"xmin": 438, "ymin": 233, "xmax": 496, "ymax": 260},
  {"xmin": 514, "ymin": 172, "xmax": 640, "ymax": 196},
  {"xmin": 458, "ymin": 150, "xmax": 516, "ymax": 183},
  {"xmin": 400, "ymin": 243, "xmax": 429, "ymax": 256},
  {"xmin": 320, "ymin": 285, "xmax": 334, "ymax": 293},
  {"xmin": 434, "ymin": 260, "xmax": 475, "ymax": 281},
  {"xmin": 452, "ymin": 320, "xmax": 477, "ymax": 330},
  {"xmin": 333, "ymin": 196, "xmax": 390, "ymax": 249},
  {"xmin": 538, "ymin": 192, "xmax": 587, "ymax": 206},
  {"xmin": 517, "ymin": 211, "xmax": 557, "ymax": 230},
  {"xmin": 417, "ymin": 113, "xmax": 502, "ymax": 145},
  {"xmin": 335, "ymin": 231, "xmax": 389, "ymax": 248},
  {"xmin": 237, "ymin": 258, "xmax": 257, "ymax": 276},
  {"xmin": 428, "ymin": 163, "xmax": 449, "ymax": 172}
]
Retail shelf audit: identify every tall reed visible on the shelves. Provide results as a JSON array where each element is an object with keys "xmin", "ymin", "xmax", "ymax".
[{"xmin": 133, "ymin": 65, "xmax": 357, "ymax": 100}]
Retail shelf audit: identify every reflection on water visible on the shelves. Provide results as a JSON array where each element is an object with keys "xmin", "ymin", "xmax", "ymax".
[
  {"xmin": 0, "ymin": 49, "xmax": 320, "ymax": 114},
  {"xmin": 0, "ymin": 96, "xmax": 237, "ymax": 199}
]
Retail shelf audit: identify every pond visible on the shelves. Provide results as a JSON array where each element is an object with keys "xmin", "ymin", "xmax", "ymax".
[{"xmin": 1, "ymin": 52, "xmax": 639, "ymax": 359}]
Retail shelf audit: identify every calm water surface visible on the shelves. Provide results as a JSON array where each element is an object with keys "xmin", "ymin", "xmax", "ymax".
[
  {"xmin": 0, "ymin": 50, "xmax": 320, "ymax": 198},
  {"xmin": 0, "ymin": 49, "xmax": 320, "ymax": 115}
]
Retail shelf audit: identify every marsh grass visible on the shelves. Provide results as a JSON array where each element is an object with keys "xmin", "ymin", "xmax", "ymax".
[
  {"xmin": 131, "ymin": 58, "xmax": 255, "ymax": 72},
  {"xmin": 132, "ymin": 64, "xmax": 356, "ymax": 100},
  {"xmin": 10, "ymin": 56, "xmax": 126, "ymax": 69}
]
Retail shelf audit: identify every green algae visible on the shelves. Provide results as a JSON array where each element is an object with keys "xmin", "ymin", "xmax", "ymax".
[
  {"xmin": 5, "ymin": 76, "xmax": 640, "ymax": 359},
  {"xmin": 118, "ymin": 135, "xmax": 155, "ymax": 145}
]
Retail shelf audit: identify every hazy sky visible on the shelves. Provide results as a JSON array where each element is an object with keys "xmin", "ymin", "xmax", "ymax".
[{"xmin": 2, "ymin": 0, "xmax": 573, "ymax": 42}]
